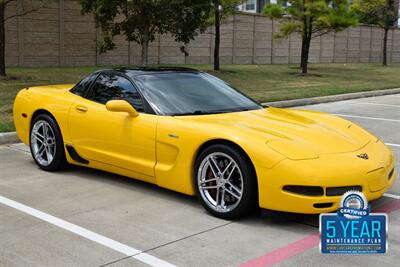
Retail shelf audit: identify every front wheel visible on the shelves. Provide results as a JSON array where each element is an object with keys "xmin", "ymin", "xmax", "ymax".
[
  {"xmin": 30, "ymin": 114, "xmax": 67, "ymax": 171},
  {"xmin": 194, "ymin": 144, "xmax": 257, "ymax": 220}
]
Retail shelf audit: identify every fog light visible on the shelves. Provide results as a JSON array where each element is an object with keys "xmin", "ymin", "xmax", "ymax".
[{"xmin": 326, "ymin": 186, "xmax": 362, "ymax": 196}]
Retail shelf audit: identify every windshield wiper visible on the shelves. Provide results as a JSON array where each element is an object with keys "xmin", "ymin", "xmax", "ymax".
[
  {"xmin": 173, "ymin": 107, "xmax": 256, "ymax": 116},
  {"xmin": 173, "ymin": 110, "xmax": 213, "ymax": 116}
]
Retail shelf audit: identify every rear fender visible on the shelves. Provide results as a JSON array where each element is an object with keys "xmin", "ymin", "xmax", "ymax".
[{"xmin": 13, "ymin": 88, "xmax": 76, "ymax": 146}]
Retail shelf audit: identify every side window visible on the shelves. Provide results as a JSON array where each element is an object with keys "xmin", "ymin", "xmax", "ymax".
[
  {"xmin": 88, "ymin": 73, "xmax": 144, "ymax": 111},
  {"xmin": 70, "ymin": 73, "xmax": 97, "ymax": 97}
]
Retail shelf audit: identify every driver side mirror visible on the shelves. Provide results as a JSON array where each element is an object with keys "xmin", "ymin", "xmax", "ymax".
[{"xmin": 106, "ymin": 100, "xmax": 139, "ymax": 117}]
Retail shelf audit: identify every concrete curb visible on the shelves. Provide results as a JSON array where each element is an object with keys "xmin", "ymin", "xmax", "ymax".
[
  {"xmin": 0, "ymin": 132, "xmax": 20, "ymax": 145},
  {"xmin": 262, "ymin": 88, "xmax": 400, "ymax": 108}
]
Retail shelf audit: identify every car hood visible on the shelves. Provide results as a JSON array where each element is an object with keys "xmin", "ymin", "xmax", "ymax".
[{"xmin": 174, "ymin": 107, "xmax": 373, "ymax": 160}]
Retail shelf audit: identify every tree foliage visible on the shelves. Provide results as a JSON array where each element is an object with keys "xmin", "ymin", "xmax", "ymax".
[
  {"xmin": 265, "ymin": 0, "xmax": 357, "ymax": 39},
  {"xmin": 351, "ymin": 0, "xmax": 397, "ymax": 65},
  {"xmin": 351, "ymin": 0, "xmax": 396, "ymax": 29},
  {"xmin": 264, "ymin": 0, "xmax": 357, "ymax": 73},
  {"xmin": 80, "ymin": 0, "xmax": 212, "ymax": 66},
  {"xmin": 263, "ymin": 3, "xmax": 283, "ymax": 20}
]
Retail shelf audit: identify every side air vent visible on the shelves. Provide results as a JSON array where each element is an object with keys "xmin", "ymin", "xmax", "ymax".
[
  {"xmin": 66, "ymin": 145, "xmax": 89, "ymax": 164},
  {"xmin": 388, "ymin": 168, "xmax": 394, "ymax": 180}
]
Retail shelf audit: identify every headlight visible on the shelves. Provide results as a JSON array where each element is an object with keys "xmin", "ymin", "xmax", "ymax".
[{"xmin": 266, "ymin": 140, "xmax": 319, "ymax": 160}]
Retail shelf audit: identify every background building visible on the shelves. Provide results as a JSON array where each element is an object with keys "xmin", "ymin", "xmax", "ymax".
[
  {"xmin": 237, "ymin": 1, "xmax": 284, "ymax": 13},
  {"xmin": 238, "ymin": 0, "xmax": 400, "ymax": 27}
]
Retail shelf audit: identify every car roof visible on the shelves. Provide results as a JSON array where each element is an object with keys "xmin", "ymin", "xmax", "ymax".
[{"xmin": 95, "ymin": 67, "xmax": 201, "ymax": 78}]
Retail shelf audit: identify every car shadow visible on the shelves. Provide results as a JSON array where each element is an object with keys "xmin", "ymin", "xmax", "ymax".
[{"xmin": 39, "ymin": 161, "xmax": 395, "ymax": 231}]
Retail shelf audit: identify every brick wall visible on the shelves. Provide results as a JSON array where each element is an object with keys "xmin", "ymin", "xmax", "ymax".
[{"xmin": 5, "ymin": 0, "xmax": 400, "ymax": 67}]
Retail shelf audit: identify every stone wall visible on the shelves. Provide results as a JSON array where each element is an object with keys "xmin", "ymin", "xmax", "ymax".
[{"xmin": 5, "ymin": 0, "xmax": 400, "ymax": 67}]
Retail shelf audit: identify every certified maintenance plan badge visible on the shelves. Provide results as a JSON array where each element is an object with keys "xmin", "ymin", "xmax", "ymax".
[{"xmin": 320, "ymin": 191, "xmax": 388, "ymax": 254}]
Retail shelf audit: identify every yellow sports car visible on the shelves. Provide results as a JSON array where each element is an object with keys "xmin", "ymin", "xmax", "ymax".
[{"xmin": 13, "ymin": 67, "xmax": 396, "ymax": 219}]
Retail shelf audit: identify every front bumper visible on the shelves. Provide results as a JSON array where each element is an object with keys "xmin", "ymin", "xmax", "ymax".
[{"xmin": 256, "ymin": 140, "xmax": 397, "ymax": 214}]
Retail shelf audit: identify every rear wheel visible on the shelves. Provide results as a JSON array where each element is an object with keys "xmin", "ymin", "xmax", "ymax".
[
  {"xmin": 30, "ymin": 114, "xmax": 66, "ymax": 171},
  {"xmin": 194, "ymin": 144, "xmax": 257, "ymax": 220}
]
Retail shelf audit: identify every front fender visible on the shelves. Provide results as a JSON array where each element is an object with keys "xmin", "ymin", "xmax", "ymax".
[{"xmin": 154, "ymin": 116, "xmax": 286, "ymax": 195}]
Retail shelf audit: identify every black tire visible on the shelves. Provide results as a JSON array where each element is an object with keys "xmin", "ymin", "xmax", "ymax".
[
  {"xmin": 194, "ymin": 144, "xmax": 258, "ymax": 220},
  {"xmin": 30, "ymin": 113, "xmax": 67, "ymax": 171}
]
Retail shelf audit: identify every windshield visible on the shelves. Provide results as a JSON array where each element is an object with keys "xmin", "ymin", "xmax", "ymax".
[{"xmin": 134, "ymin": 72, "xmax": 262, "ymax": 115}]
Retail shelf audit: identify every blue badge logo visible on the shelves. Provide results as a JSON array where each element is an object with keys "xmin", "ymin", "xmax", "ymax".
[
  {"xmin": 320, "ymin": 191, "xmax": 388, "ymax": 254},
  {"xmin": 338, "ymin": 191, "xmax": 369, "ymax": 219}
]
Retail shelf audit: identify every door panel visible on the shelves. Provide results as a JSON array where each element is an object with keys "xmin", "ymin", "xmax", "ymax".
[{"xmin": 68, "ymin": 97, "xmax": 157, "ymax": 177}]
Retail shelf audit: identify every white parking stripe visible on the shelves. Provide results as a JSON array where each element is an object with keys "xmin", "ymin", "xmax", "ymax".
[
  {"xmin": 0, "ymin": 195, "xmax": 175, "ymax": 267},
  {"xmin": 347, "ymin": 101, "xmax": 400, "ymax": 108},
  {"xmin": 333, "ymin": 114, "xmax": 400, "ymax": 123},
  {"xmin": 384, "ymin": 193, "xmax": 400, "ymax": 200},
  {"xmin": 386, "ymin": 143, "xmax": 400, "ymax": 147}
]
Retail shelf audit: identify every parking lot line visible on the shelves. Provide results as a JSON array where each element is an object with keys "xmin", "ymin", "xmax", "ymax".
[
  {"xmin": 384, "ymin": 193, "xmax": 400, "ymax": 200},
  {"xmin": 347, "ymin": 101, "xmax": 400, "ymax": 108},
  {"xmin": 333, "ymin": 114, "xmax": 400, "ymax": 123},
  {"xmin": 240, "ymin": 233, "xmax": 319, "ymax": 267},
  {"xmin": 0, "ymin": 195, "xmax": 175, "ymax": 267},
  {"xmin": 385, "ymin": 143, "xmax": 400, "ymax": 147},
  {"xmin": 240, "ymin": 199, "xmax": 400, "ymax": 267}
]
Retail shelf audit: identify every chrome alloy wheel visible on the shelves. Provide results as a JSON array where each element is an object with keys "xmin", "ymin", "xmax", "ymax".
[
  {"xmin": 197, "ymin": 152, "xmax": 244, "ymax": 213},
  {"xmin": 30, "ymin": 120, "xmax": 56, "ymax": 166}
]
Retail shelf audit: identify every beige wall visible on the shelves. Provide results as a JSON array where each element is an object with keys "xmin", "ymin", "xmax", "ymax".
[{"xmin": 5, "ymin": 0, "xmax": 400, "ymax": 67}]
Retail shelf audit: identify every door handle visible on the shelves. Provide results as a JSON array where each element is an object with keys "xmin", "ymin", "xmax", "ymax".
[{"xmin": 75, "ymin": 105, "xmax": 88, "ymax": 112}]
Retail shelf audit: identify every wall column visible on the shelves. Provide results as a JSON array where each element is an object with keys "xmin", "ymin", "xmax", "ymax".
[
  {"xmin": 232, "ymin": 14, "xmax": 236, "ymax": 64},
  {"xmin": 59, "ymin": 0, "xmax": 65, "ymax": 66},
  {"xmin": 16, "ymin": 0, "xmax": 24, "ymax": 66}
]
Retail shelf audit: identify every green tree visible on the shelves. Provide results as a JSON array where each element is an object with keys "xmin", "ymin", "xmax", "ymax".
[
  {"xmin": 80, "ymin": 0, "xmax": 212, "ymax": 66},
  {"xmin": 0, "ymin": 0, "xmax": 45, "ymax": 77},
  {"xmin": 352, "ymin": 0, "xmax": 397, "ymax": 66},
  {"xmin": 264, "ymin": 0, "xmax": 357, "ymax": 74},
  {"xmin": 210, "ymin": 0, "xmax": 241, "ymax": 70}
]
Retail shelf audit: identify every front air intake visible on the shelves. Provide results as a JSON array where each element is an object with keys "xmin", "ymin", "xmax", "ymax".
[
  {"xmin": 326, "ymin": 186, "xmax": 362, "ymax": 196},
  {"xmin": 283, "ymin": 185, "xmax": 324, "ymax": 196}
]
